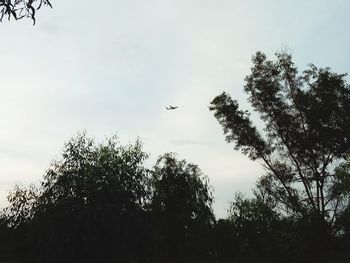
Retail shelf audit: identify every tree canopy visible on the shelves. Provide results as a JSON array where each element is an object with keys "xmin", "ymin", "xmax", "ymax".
[
  {"xmin": 151, "ymin": 153, "xmax": 215, "ymax": 263},
  {"xmin": 4, "ymin": 133, "xmax": 152, "ymax": 263},
  {"xmin": 2, "ymin": 135, "xmax": 217, "ymax": 263},
  {"xmin": 210, "ymin": 51, "xmax": 350, "ymax": 221}
]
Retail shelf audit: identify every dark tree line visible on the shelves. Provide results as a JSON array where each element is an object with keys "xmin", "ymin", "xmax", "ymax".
[
  {"xmin": 2, "ymin": 133, "xmax": 350, "ymax": 263},
  {"xmin": 0, "ymin": 134, "xmax": 216, "ymax": 263},
  {"xmin": 0, "ymin": 52, "xmax": 350, "ymax": 262}
]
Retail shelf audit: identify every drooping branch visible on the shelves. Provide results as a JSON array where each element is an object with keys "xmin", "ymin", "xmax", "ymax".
[
  {"xmin": 0, "ymin": 0, "xmax": 52, "ymax": 24},
  {"xmin": 210, "ymin": 92, "xmax": 271, "ymax": 160}
]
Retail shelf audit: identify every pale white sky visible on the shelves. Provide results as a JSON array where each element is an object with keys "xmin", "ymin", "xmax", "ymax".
[{"xmin": 0, "ymin": 0, "xmax": 349, "ymax": 217}]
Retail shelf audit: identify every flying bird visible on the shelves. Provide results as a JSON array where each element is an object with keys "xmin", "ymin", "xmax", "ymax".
[{"xmin": 166, "ymin": 105, "xmax": 178, "ymax": 110}]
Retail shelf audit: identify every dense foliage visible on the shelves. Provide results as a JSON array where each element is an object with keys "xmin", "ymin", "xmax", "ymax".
[
  {"xmin": 3, "ymin": 134, "xmax": 152, "ymax": 262},
  {"xmin": 1, "ymin": 134, "xmax": 216, "ymax": 263},
  {"xmin": 2, "ymin": 135, "xmax": 349, "ymax": 263},
  {"xmin": 151, "ymin": 153, "xmax": 215, "ymax": 263}
]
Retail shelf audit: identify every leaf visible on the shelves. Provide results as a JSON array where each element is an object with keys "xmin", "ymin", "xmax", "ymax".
[{"xmin": 11, "ymin": 9, "xmax": 16, "ymax": 19}]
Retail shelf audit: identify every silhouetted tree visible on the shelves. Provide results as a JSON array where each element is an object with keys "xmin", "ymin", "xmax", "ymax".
[
  {"xmin": 0, "ymin": 0, "xmax": 52, "ymax": 24},
  {"xmin": 226, "ymin": 193, "xmax": 282, "ymax": 262},
  {"xmin": 4, "ymin": 184, "xmax": 38, "ymax": 229},
  {"xmin": 5, "ymin": 133, "xmax": 152, "ymax": 263},
  {"xmin": 221, "ymin": 192, "xmax": 334, "ymax": 263},
  {"xmin": 2, "ymin": 185, "xmax": 39, "ymax": 259},
  {"xmin": 151, "ymin": 153, "xmax": 215, "ymax": 263},
  {"xmin": 334, "ymin": 158, "xmax": 350, "ymax": 253},
  {"xmin": 210, "ymin": 52, "xmax": 350, "ymax": 223}
]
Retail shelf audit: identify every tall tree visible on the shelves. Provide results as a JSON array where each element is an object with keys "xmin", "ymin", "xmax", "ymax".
[
  {"xmin": 4, "ymin": 133, "xmax": 152, "ymax": 263},
  {"xmin": 151, "ymin": 153, "xmax": 215, "ymax": 263},
  {"xmin": 0, "ymin": 0, "xmax": 52, "ymax": 24},
  {"xmin": 210, "ymin": 52, "xmax": 350, "ymax": 221}
]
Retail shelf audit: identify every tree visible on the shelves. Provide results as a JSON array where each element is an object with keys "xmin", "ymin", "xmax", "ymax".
[
  {"xmin": 226, "ymin": 193, "xmax": 281, "ymax": 262},
  {"xmin": 151, "ymin": 153, "xmax": 215, "ymax": 263},
  {"xmin": 224, "ymin": 192, "xmax": 333, "ymax": 263},
  {"xmin": 210, "ymin": 51, "xmax": 350, "ymax": 222},
  {"xmin": 334, "ymin": 158, "xmax": 350, "ymax": 240},
  {"xmin": 4, "ymin": 184, "xmax": 38, "ymax": 229},
  {"xmin": 5, "ymin": 133, "xmax": 152, "ymax": 263},
  {"xmin": 2, "ymin": 185, "xmax": 39, "ymax": 260},
  {"xmin": 0, "ymin": 0, "xmax": 52, "ymax": 24}
]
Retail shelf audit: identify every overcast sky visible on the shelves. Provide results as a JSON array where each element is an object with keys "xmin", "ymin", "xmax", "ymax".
[{"xmin": 0, "ymin": 0, "xmax": 349, "ymax": 217}]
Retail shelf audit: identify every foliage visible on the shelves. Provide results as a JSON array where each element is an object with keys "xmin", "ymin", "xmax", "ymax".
[
  {"xmin": 1, "ymin": 185, "xmax": 39, "ymax": 260},
  {"xmin": 0, "ymin": 0, "xmax": 52, "ymax": 24},
  {"xmin": 210, "ymin": 51, "xmax": 350, "ymax": 221},
  {"xmin": 151, "ymin": 153, "xmax": 215, "ymax": 263},
  {"xmin": 226, "ymin": 193, "xmax": 282, "ymax": 262},
  {"xmin": 228, "ymin": 193, "xmax": 278, "ymax": 232},
  {"xmin": 5, "ymin": 133, "xmax": 152, "ymax": 263},
  {"xmin": 2, "ymin": 116, "xmax": 350, "ymax": 262},
  {"xmin": 220, "ymin": 193, "xmax": 333, "ymax": 263},
  {"xmin": 3, "ymin": 136, "xmax": 218, "ymax": 262},
  {"xmin": 4, "ymin": 184, "xmax": 39, "ymax": 229},
  {"xmin": 334, "ymin": 158, "xmax": 350, "ymax": 235}
]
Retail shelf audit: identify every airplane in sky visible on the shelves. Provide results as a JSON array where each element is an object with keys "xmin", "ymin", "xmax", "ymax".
[{"xmin": 166, "ymin": 105, "xmax": 178, "ymax": 110}]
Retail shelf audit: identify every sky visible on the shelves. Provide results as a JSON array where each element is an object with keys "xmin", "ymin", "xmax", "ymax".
[{"xmin": 0, "ymin": 0, "xmax": 349, "ymax": 217}]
